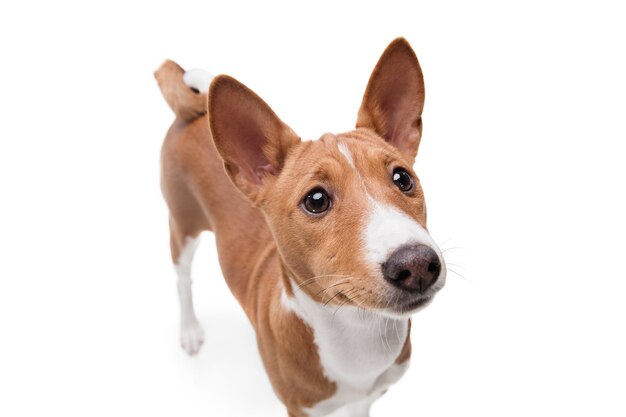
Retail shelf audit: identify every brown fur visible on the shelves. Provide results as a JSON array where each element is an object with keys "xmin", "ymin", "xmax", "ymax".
[
  {"xmin": 157, "ymin": 38, "xmax": 428, "ymax": 415},
  {"xmin": 155, "ymin": 60, "xmax": 207, "ymax": 123}
]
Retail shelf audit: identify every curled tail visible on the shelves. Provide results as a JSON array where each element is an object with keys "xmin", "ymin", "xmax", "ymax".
[{"xmin": 154, "ymin": 60, "xmax": 213, "ymax": 122}]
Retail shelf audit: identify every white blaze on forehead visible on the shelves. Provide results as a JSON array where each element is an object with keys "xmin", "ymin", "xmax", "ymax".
[
  {"xmin": 183, "ymin": 68, "xmax": 213, "ymax": 93},
  {"xmin": 337, "ymin": 142, "xmax": 355, "ymax": 168},
  {"xmin": 364, "ymin": 199, "xmax": 442, "ymax": 265}
]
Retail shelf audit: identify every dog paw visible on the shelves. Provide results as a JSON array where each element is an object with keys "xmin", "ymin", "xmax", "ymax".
[{"xmin": 180, "ymin": 321, "xmax": 204, "ymax": 355}]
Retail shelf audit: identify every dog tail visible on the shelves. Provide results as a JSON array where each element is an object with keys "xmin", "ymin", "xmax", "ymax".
[{"xmin": 154, "ymin": 60, "xmax": 213, "ymax": 122}]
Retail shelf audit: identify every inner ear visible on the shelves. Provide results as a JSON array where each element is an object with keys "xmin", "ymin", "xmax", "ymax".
[
  {"xmin": 219, "ymin": 108, "xmax": 278, "ymax": 185},
  {"xmin": 209, "ymin": 75, "xmax": 300, "ymax": 200},
  {"xmin": 356, "ymin": 38, "xmax": 425, "ymax": 160}
]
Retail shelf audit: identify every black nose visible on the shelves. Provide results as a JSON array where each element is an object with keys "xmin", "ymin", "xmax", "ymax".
[{"xmin": 382, "ymin": 244, "xmax": 441, "ymax": 293}]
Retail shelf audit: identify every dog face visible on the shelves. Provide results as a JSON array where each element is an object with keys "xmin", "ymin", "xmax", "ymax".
[
  {"xmin": 209, "ymin": 38, "xmax": 445, "ymax": 317},
  {"xmin": 262, "ymin": 130, "xmax": 446, "ymax": 318}
]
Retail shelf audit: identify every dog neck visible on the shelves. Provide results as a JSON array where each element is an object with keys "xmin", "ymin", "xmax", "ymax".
[{"xmin": 282, "ymin": 275, "xmax": 409, "ymax": 388}]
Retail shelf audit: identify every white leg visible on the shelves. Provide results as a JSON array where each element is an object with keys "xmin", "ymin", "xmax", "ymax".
[
  {"xmin": 175, "ymin": 236, "xmax": 204, "ymax": 355},
  {"xmin": 346, "ymin": 393, "xmax": 380, "ymax": 417}
]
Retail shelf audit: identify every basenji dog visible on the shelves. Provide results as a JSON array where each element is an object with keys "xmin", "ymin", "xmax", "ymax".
[{"xmin": 155, "ymin": 38, "xmax": 446, "ymax": 417}]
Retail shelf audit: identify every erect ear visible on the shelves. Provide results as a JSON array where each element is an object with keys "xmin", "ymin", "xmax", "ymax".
[
  {"xmin": 356, "ymin": 38, "xmax": 425, "ymax": 162},
  {"xmin": 208, "ymin": 75, "xmax": 300, "ymax": 204}
]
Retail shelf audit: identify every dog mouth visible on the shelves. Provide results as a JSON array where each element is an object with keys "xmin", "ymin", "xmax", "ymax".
[
  {"xmin": 399, "ymin": 295, "xmax": 433, "ymax": 311},
  {"xmin": 384, "ymin": 291, "xmax": 438, "ymax": 317}
]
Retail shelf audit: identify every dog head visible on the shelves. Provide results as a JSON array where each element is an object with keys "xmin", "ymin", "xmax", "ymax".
[{"xmin": 209, "ymin": 38, "xmax": 446, "ymax": 317}]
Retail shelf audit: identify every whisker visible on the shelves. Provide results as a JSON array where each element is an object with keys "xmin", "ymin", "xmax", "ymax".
[
  {"xmin": 385, "ymin": 298, "xmax": 393, "ymax": 352},
  {"xmin": 441, "ymin": 246, "xmax": 465, "ymax": 254},
  {"xmin": 314, "ymin": 278, "xmax": 353, "ymax": 298},
  {"xmin": 385, "ymin": 317, "xmax": 391, "ymax": 352},
  {"xmin": 378, "ymin": 305, "xmax": 385, "ymax": 352},
  {"xmin": 447, "ymin": 268, "xmax": 472, "ymax": 283},
  {"xmin": 393, "ymin": 293, "xmax": 401, "ymax": 343},
  {"xmin": 331, "ymin": 288, "xmax": 362, "ymax": 323},
  {"xmin": 347, "ymin": 290, "xmax": 368, "ymax": 320},
  {"xmin": 296, "ymin": 274, "xmax": 350, "ymax": 289},
  {"xmin": 323, "ymin": 290, "xmax": 345, "ymax": 307},
  {"xmin": 437, "ymin": 238, "xmax": 455, "ymax": 248},
  {"xmin": 294, "ymin": 274, "xmax": 351, "ymax": 293},
  {"xmin": 445, "ymin": 262, "xmax": 469, "ymax": 272}
]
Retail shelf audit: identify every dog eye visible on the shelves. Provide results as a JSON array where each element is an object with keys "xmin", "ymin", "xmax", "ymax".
[
  {"xmin": 302, "ymin": 188, "xmax": 331, "ymax": 214},
  {"xmin": 392, "ymin": 168, "xmax": 414, "ymax": 193}
]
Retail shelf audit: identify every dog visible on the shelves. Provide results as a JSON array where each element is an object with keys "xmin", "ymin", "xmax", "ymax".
[{"xmin": 155, "ymin": 37, "xmax": 446, "ymax": 417}]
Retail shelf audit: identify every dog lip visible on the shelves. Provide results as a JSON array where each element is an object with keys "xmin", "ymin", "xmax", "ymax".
[
  {"xmin": 404, "ymin": 296, "xmax": 431, "ymax": 309},
  {"xmin": 392, "ymin": 295, "xmax": 434, "ymax": 313}
]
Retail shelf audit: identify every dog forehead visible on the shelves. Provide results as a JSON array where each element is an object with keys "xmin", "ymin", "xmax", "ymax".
[
  {"xmin": 335, "ymin": 131, "xmax": 407, "ymax": 168},
  {"xmin": 296, "ymin": 130, "xmax": 397, "ymax": 166},
  {"xmin": 275, "ymin": 130, "xmax": 418, "ymax": 212},
  {"xmin": 278, "ymin": 130, "xmax": 409, "ymax": 194}
]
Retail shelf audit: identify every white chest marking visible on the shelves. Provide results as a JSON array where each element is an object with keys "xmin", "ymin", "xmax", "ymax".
[{"xmin": 282, "ymin": 284, "xmax": 409, "ymax": 416}]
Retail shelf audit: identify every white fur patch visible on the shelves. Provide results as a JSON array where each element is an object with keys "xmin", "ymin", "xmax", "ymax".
[
  {"xmin": 338, "ymin": 143, "xmax": 355, "ymax": 168},
  {"xmin": 174, "ymin": 235, "xmax": 200, "ymax": 278},
  {"xmin": 364, "ymin": 200, "xmax": 445, "ymax": 272},
  {"xmin": 175, "ymin": 236, "xmax": 204, "ymax": 355},
  {"xmin": 282, "ymin": 283, "xmax": 409, "ymax": 416},
  {"xmin": 183, "ymin": 68, "xmax": 213, "ymax": 93}
]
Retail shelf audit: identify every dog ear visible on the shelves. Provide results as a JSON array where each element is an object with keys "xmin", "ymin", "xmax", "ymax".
[
  {"xmin": 209, "ymin": 75, "xmax": 300, "ymax": 204},
  {"xmin": 356, "ymin": 38, "xmax": 425, "ymax": 161}
]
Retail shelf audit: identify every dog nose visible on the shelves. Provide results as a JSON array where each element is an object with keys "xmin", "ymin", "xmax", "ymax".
[{"xmin": 382, "ymin": 244, "xmax": 441, "ymax": 293}]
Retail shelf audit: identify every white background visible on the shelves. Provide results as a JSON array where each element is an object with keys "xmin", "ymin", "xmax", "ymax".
[{"xmin": 1, "ymin": 1, "xmax": 625, "ymax": 416}]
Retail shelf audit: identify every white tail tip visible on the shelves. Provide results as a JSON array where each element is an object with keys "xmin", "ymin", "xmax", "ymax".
[{"xmin": 183, "ymin": 68, "xmax": 214, "ymax": 94}]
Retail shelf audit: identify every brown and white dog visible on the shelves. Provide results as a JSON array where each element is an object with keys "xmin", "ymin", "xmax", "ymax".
[{"xmin": 155, "ymin": 38, "xmax": 446, "ymax": 417}]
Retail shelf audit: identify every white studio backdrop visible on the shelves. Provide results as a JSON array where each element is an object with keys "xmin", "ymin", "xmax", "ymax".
[{"xmin": 0, "ymin": 1, "xmax": 625, "ymax": 416}]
